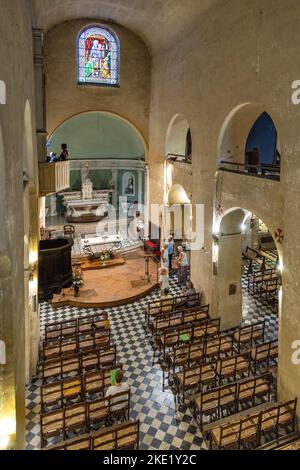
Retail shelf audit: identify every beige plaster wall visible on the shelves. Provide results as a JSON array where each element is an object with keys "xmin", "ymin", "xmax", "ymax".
[
  {"xmin": 148, "ymin": 0, "xmax": 300, "ymax": 415},
  {"xmin": 0, "ymin": 0, "xmax": 38, "ymax": 449},
  {"xmin": 44, "ymin": 19, "xmax": 151, "ymax": 147}
]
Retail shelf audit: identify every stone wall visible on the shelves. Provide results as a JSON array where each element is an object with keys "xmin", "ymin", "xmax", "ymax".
[
  {"xmin": 148, "ymin": 0, "xmax": 300, "ymax": 416},
  {"xmin": 0, "ymin": 0, "xmax": 38, "ymax": 449},
  {"xmin": 44, "ymin": 19, "xmax": 151, "ymax": 148}
]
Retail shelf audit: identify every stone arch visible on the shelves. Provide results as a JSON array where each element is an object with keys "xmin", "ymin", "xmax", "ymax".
[{"xmin": 217, "ymin": 103, "xmax": 281, "ymax": 172}]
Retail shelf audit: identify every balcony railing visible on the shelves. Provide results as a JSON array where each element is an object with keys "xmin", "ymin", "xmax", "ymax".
[
  {"xmin": 219, "ymin": 161, "xmax": 280, "ymax": 181},
  {"xmin": 39, "ymin": 161, "xmax": 70, "ymax": 196}
]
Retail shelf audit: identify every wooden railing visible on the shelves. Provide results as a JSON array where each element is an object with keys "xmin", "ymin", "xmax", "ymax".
[{"xmin": 39, "ymin": 161, "xmax": 70, "ymax": 196}]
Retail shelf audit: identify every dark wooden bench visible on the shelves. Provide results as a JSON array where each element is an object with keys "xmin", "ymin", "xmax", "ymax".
[
  {"xmin": 44, "ymin": 312, "xmax": 109, "ymax": 341},
  {"xmin": 41, "ymin": 389, "xmax": 131, "ymax": 447},
  {"xmin": 251, "ymin": 340, "xmax": 278, "ymax": 374},
  {"xmin": 41, "ymin": 345, "xmax": 116, "ymax": 384},
  {"xmin": 243, "ymin": 246, "xmax": 266, "ymax": 274},
  {"xmin": 41, "ymin": 364, "xmax": 124, "ymax": 411},
  {"xmin": 173, "ymin": 362, "xmax": 217, "ymax": 404},
  {"xmin": 248, "ymin": 269, "xmax": 277, "ymax": 294},
  {"xmin": 145, "ymin": 293, "xmax": 201, "ymax": 325},
  {"xmin": 44, "ymin": 420, "xmax": 139, "ymax": 451},
  {"xmin": 193, "ymin": 373, "xmax": 273, "ymax": 429},
  {"xmin": 233, "ymin": 321, "xmax": 265, "ymax": 353},
  {"xmin": 208, "ymin": 399, "xmax": 297, "ymax": 450},
  {"xmin": 42, "ymin": 329, "xmax": 111, "ymax": 361}
]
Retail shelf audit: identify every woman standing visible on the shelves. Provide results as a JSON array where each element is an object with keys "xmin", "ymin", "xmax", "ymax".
[
  {"xmin": 176, "ymin": 246, "xmax": 188, "ymax": 285},
  {"xmin": 161, "ymin": 243, "xmax": 169, "ymax": 268},
  {"xmin": 159, "ymin": 266, "xmax": 169, "ymax": 293}
]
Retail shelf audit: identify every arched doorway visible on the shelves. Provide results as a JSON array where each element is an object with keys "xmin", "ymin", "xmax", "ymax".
[
  {"xmin": 164, "ymin": 115, "xmax": 193, "ymax": 268},
  {"xmin": 45, "ymin": 111, "xmax": 147, "ymax": 245},
  {"xmin": 214, "ymin": 207, "xmax": 281, "ymax": 337},
  {"xmin": 217, "ymin": 103, "xmax": 280, "ymax": 180}
]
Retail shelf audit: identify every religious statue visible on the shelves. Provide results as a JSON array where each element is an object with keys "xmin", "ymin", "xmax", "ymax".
[
  {"xmin": 82, "ymin": 178, "xmax": 93, "ymax": 200},
  {"xmin": 81, "ymin": 162, "xmax": 90, "ymax": 184}
]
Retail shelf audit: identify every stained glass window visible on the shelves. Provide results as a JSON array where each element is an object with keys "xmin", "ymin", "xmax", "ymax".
[{"xmin": 78, "ymin": 26, "xmax": 120, "ymax": 86}]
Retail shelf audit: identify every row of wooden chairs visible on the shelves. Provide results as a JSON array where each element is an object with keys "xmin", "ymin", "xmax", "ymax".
[
  {"xmin": 41, "ymin": 390, "xmax": 131, "ymax": 447},
  {"xmin": 144, "ymin": 292, "xmax": 201, "ymax": 324},
  {"xmin": 44, "ymin": 312, "xmax": 109, "ymax": 342},
  {"xmin": 247, "ymin": 269, "xmax": 278, "ymax": 294},
  {"xmin": 41, "ymin": 330, "xmax": 111, "ymax": 362},
  {"xmin": 173, "ymin": 352, "xmax": 252, "ymax": 404},
  {"xmin": 172, "ymin": 339, "xmax": 278, "ymax": 404},
  {"xmin": 41, "ymin": 346, "xmax": 117, "ymax": 383},
  {"xmin": 44, "ymin": 420, "xmax": 140, "ymax": 451},
  {"xmin": 192, "ymin": 373, "xmax": 273, "ymax": 429},
  {"xmin": 208, "ymin": 399, "xmax": 297, "ymax": 450},
  {"xmin": 149, "ymin": 305, "xmax": 210, "ymax": 337},
  {"xmin": 153, "ymin": 318, "xmax": 220, "ymax": 363},
  {"xmin": 41, "ymin": 364, "xmax": 123, "ymax": 411},
  {"xmin": 233, "ymin": 321, "xmax": 265, "ymax": 351},
  {"xmin": 243, "ymin": 246, "xmax": 266, "ymax": 274}
]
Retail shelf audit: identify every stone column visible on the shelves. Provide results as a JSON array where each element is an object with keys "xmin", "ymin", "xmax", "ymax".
[
  {"xmin": 215, "ymin": 234, "xmax": 243, "ymax": 330},
  {"xmin": 32, "ymin": 28, "xmax": 47, "ymax": 163},
  {"xmin": 138, "ymin": 169, "xmax": 143, "ymax": 205},
  {"xmin": 111, "ymin": 168, "xmax": 118, "ymax": 209}
]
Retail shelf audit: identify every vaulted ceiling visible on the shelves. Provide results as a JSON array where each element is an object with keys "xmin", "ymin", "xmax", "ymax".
[{"xmin": 32, "ymin": 0, "xmax": 217, "ymax": 54}]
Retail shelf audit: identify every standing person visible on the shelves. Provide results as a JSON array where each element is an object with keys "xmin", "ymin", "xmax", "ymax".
[
  {"xmin": 167, "ymin": 234, "xmax": 174, "ymax": 271},
  {"xmin": 176, "ymin": 246, "xmax": 189, "ymax": 285},
  {"xmin": 60, "ymin": 143, "xmax": 69, "ymax": 161},
  {"xmin": 246, "ymin": 146, "xmax": 260, "ymax": 174},
  {"xmin": 159, "ymin": 266, "xmax": 169, "ymax": 293},
  {"xmin": 161, "ymin": 243, "xmax": 169, "ymax": 267}
]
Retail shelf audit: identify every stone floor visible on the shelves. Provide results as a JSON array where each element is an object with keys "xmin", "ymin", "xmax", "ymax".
[{"xmin": 25, "ymin": 268, "xmax": 278, "ymax": 450}]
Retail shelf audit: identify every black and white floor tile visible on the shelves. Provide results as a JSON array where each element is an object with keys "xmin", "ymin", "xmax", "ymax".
[{"xmin": 25, "ymin": 269, "xmax": 278, "ymax": 450}]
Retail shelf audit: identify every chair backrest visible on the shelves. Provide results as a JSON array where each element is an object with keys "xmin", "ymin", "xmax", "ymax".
[{"xmin": 64, "ymin": 224, "xmax": 75, "ymax": 238}]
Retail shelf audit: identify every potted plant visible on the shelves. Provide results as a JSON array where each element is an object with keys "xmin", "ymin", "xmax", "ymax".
[{"xmin": 72, "ymin": 268, "xmax": 84, "ymax": 297}]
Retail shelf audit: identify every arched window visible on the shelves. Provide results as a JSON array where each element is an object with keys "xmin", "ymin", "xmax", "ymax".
[{"xmin": 77, "ymin": 25, "xmax": 120, "ymax": 87}]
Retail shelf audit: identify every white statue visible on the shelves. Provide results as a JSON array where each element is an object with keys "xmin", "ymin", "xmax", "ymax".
[
  {"xmin": 81, "ymin": 163, "xmax": 90, "ymax": 184},
  {"xmin": 82, "ymin": 178, "xmax": 93, "ymax": 200}
]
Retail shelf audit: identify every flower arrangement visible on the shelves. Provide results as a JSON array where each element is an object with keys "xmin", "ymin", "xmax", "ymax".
[
  {"xmin": 72, "ymin": 267, "xmax": 84, "ymax": 296},
  {"xmin": 99, "ymin": 249, "xmax": 113, "ymax": 263}
]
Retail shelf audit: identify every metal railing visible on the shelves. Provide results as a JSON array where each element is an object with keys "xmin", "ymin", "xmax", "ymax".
[{"xmin": 219, "ymin": 161, "xmax": 280, "ymax": 181}]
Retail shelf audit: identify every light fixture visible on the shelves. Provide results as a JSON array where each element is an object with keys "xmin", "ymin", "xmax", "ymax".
[
  {"xmin": 29, "ymin": 272, "xmax": 34, "ymax": 282},
  {"xmin": 0, "ymin": 340, "xmax": 6, "ymax": 365},
  {"xmin": 240, "ymin": 224, "xmax": 246, "ymax": 233},
  {"xmin": 29, "ymin": 250, "xmax": 38, "ymax": 266},
  {"xmin": 0, "ymin": 418, "xmax": 16, "ymax": 450}
]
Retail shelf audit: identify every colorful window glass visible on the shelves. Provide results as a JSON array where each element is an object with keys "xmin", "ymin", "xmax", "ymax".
[{"xmin": 78, "ymin": 26, "xmax": 120, "ymax": 86}]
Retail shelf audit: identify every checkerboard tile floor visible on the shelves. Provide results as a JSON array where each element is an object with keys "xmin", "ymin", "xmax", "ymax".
[{"xmin": 25, "ymin": 269, "xmax": 278, "ymax": 450}]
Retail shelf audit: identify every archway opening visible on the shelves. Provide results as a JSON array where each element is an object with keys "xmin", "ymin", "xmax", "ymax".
[
  {"xmin": 44, "ymin": 111, "xmax": 147, "ymax": 250},
  {"xmin": 215, "ymin": 207, "xmax": 280, "ymax": 335},
  {"xmin": 163, "ymin": 115, "xmax": 193, "ymax": 269},
  {"xmin": 218, "ymin": 103, "xmax": 280, "ymax": 180}
]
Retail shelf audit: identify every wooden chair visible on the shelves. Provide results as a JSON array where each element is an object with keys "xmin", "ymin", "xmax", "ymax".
[
  {"xmin": 234, "ymin": 321, "xmax": 265, "ymax": 353},
  {"xmin": 63, "ymin": 224, "xmax": 75, "ymax": 239},
  {"xmin": 81, "ymin": 345, "xmax": 117, "ymax": 371},
  {"xmin": 251, "ymin": 340, "xmax": 278, "ymax": 374},
  {"xmin": 173, "ymin": 362, "xmax": 217, "ymax": 404},
  {"xmin": 41, "ymin": 375, "xmax": 84, "ymax": 412},
  {"xmin": 217, "ymin": 352, "xmax": 251, "ymax": 383},
  {"xmin": 193, "ymin": 382, "xmax": 238, "ymax": 429},
  {"xmin": 237, "ymin": 373, "xmax": 272, "ymax": 409},
  {"xmin": 92, "ymin": 421, "xmax": 140, "ymax": 450},
  {"xmin": 41, "ymin": 354, "xmax": 81, "ymax": 383}
]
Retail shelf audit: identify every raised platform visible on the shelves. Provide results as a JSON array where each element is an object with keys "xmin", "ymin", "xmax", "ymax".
[
  {"xmin": 52, "ymin": 247, "xmax": 159, "ymax": 308},
  {"xmin": 79, "ymin": 254, "xmax": 125, "ymax": 271}
]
